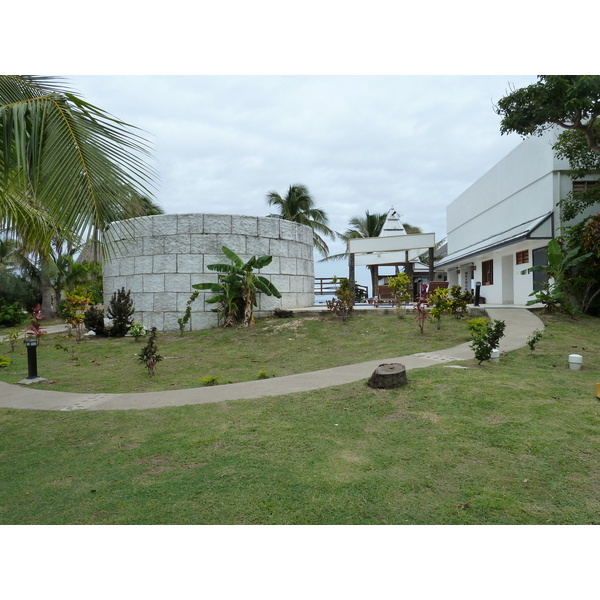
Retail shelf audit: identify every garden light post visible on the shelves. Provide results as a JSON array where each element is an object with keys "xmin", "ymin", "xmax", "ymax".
[
  {"xmin": 24, "ymin": 336, "xmax": 39, "ymax": 380},
  {"xmin": 474, "ymin": 281, "xmax": 482, "ymax": 307}
]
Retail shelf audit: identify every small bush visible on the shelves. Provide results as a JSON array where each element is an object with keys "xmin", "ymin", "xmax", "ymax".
[
  {"xmin": 527, "ymin": 329, "xmax": 544, "ymax": 352},
  {"xmin": 257, "ymin": 370, "xmax": 269, "ymax": 380},
  {"xmin": 467, "ymin": 317, "xmax": 489, "ymax": 335},
  {"xmin": 3, "ymin": 329, "xmax": 20, "ymax": 352},
  {"xmin": 129, "ymin": 322, "xmax": 147, "ymax": 341},
  {"xmin": 107, "ymin": 288, "xmax": 134, "ymax": 337},
  {"xmin": 0, "ymin": 355, "xmax": 11, "ymax": 369},
  {"xmin": 0, "ymin": 302, "xmax": 27, "ymax": 327},
  {"xmin": 470, "ymin": 319, "xmax": 506, "ymax": 364},
  {"xmin": 84, "ymin": 306, "xmax": 105, "ymax": 336},
  {"xmin": 137, "ymin": 326, "xmax": 162, "ymax": 377},
  {"xmin": 199, "ymin": 376, "xmax": 220, "ymax": 386}
]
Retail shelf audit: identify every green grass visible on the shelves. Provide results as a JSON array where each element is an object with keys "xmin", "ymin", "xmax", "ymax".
[
  {"xmin": 0, "ymin": 312, "xmax": 472, "ymax": 393},
  {"xmin": 0, "ymin": 312, "xmax": 599, "ymax": 524}
]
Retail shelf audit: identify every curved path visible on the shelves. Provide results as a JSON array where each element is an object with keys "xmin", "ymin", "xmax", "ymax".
[{"xmin": 0, "ymin": 308, "xmax": 543, "ymax": 412}]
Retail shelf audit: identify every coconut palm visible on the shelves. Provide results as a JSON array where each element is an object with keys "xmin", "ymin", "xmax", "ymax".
[
  {"xmin": 0, "ymin": 75, "xmax": 157, "ymax": 255},
  {"xmin": 266, "ymin": 184, "xmax": 335, "ymax": 256}
]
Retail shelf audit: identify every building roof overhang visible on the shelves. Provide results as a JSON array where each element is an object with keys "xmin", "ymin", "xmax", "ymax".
[{"xmin": 435, "ymin": 212, "xmax": 554, "ymax": 269}]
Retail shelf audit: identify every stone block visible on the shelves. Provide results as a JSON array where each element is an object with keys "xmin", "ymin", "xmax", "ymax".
[
  {"xmin": 141, "ymin": 312, "xmax": 164, "ymax": 331},
  {"xmin": 257, "ymin": 256, "xmax": 280, "ymax": 275},
  {"xmin": 232, "ymin": 215, "xmax": 258, "ymax": 237},
  {"xmin": 204, "ymin": 214, "xmax": 233, "ymax": 233},
  {"xmin": 164, "ymin": 234, "xmax": 191, "ymax": 255},
  {"xmin": 153, "ymin": 254, "xmax": 177, "ymax": 274},
  {"xmin": 280, "ymin": 257, "xmax": 297, "ymax": 275},
  {"xmin": 177, "ymin": 254, "xmax": 202, "ymax": 274},
  {"xmin": 191, "ymin": 311, "xmax": 218, "ymax": 331},
  {"xmin": 177, "ymin": 214, "xmax": 204, "ymax": 234},
  {"xmin": 270, "ymin": 238, "xmax": 289, "ymax": 257},
  {"xmin": 152, "ymin": 214, "xmax": 178, "ymax": 236},
  {"xmin": 132, "ymin": 292, "xmax": 154, "ymax": 312},
  {"xmin": 126, "ymin": 274, "xmax": 143, "ymax": 292},
  {"xmin": 190, "ymin": 234, "xmax": 220, "ymax": 254},
  {"xmin": 143, "ymin": 273, "xmax": 165, "ymax": 293},
  {"xmin": 216, "ymin": 234, "xmax": 247, "ymax": 255},
  {"xmin": 279, "ymin": 219, "xmax": 298, "ymax": 241},
  {"xmin": 134, "ymin": 255, "xmax": 153, "ymax": 274},
  {"xmin": 258, "ymin": 218, "xmax": 280, "ymax": 239},
  {"xmin": 246, "ymin": 236, "xmax": 271, "ymax": 256},
  {"xmin": 165, "ymin": 273, "xmax": 191, "ymax": 293},
  {"xmin": 118, "ymin": 257, "xmax": 135, "ymax": 276},
  {"xmin": 143, "ymin": 235, "xmax": 165, "ymax": 255},
  {"xmin": 153, "ymin": 292, "xmax": 178, "ymax": 312}
]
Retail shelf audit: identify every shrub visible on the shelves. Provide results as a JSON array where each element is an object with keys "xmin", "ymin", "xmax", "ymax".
[
  {"xmin": 199, "ymin": 375, "xmax": 220, "ymax": 386},
  {"xmin": 137, "ymin": 326, "xmax": 162, "ymax": 377},
  {"xmin": 0, "ymin": 301, "xmax": 27, "ymax": 327},
  {"xmin": 23, "ymin": 304, "xmax": 46, "ymax": 344},
  {"xmin": 326, "ymin": 277, "xmax": 353, "ymax": 321},
  {"xmin": 527, "ymin": 329, "xmax": 544, "ymax": 352},
  {"xmin": 0, "ymin": 355, "xmax": 11, "ymax": 369},
  {"xmin": 429, "ymin": 287, "xmax": 451, "ymax": 329},
  {"xmin": 129, "ymin": 322, "xmax": 147, "ymax": 342},
  {"xmin": 257, "ymin": 370, "xmax": 269, "ymax": 380},
  {"xmin": 84, "ymin": 306, "xmax": 105, "ymax": 336},
  {"xmin": 470, "ymin": 319, "xmax": 506, "ymax": 364},
  {"xmin": 63, "ymin": 292, "xmax": 92, "ymax": 342},
  {"xmin": 107, "ymin": 287, "xmax": 134, "ymax": 337},
  {"xmin": 3, "ymin": 329, "xmax": 20, "ymax": 352},
  {"xmin": 467, "ymin": 317, "xmax": 489, "ymax": 335}
]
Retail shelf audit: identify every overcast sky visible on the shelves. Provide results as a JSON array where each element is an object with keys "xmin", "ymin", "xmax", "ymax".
[{"xmin": 67, "ymin": 74, "xmax": 538, "ymax": 285}]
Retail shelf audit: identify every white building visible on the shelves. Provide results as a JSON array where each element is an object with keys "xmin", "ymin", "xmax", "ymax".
[{"xmin": 436, "ymin": 129, "xmax": 599, "ymax": 305}]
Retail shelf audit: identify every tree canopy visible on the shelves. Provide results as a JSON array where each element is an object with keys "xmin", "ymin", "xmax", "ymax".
[
  {"xmin": 266, "ymin": 184, "xmax": 335, "ymax": 256},
  {"xmin": 0, "ymin": 75, "xmax": 158, "ymax": 255},
  {"xmin": 495, "ymin": 75, "xmax": 600, "ymax": 154}
]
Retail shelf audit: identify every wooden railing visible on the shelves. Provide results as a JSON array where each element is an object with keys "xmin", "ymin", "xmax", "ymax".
[{"xmin": 314, "ymin": 277, "xmax": 368, "ymax": 298}]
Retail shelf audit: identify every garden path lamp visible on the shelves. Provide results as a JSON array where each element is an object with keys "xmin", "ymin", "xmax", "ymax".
[
  {"xmin": 474, "ymin": 281, "xmax": 482, "ymax": 307},
  {"xmin": 24, "ymin": 336, "xmax": 39, "ymax": 380}
]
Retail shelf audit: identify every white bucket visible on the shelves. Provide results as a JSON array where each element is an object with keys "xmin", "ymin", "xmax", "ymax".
[
  {"xmin": 569, "ymin": 354, "xmax": 583, "ymax": 371},
  {"xmin": 490, "ymin": 349, "xmax": 500, "ymax": 363}
]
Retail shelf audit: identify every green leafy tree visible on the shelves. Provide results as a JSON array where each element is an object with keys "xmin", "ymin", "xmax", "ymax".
[
  {"xmin": 496, "ymin": 75, "xmax": 600, "ymax": 154},
  {"xmin": 267, "ymin": 184, "xmax": 335, "ymax": 256},
  {"xmin": 193, "ymin": 246, "xmax": 282, "ymax": 327},
  {"xmin": 0, "ymin": 75, "xmax": 158, "ymax": 255}
]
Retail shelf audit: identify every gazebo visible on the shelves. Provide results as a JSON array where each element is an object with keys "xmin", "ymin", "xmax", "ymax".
[{"xmin": 347, "ymin": 207, "xmax": 436, "ymax": 300}]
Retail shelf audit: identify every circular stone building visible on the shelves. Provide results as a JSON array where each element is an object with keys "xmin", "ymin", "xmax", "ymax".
[{"xmin": 102, "ymin": 213, "xmax": 315, "ymax": 331}]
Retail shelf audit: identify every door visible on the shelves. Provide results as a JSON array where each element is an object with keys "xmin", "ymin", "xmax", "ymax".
[{"xmin": 532, "ymin": 246, "xmax": 548, "ymax": 291}]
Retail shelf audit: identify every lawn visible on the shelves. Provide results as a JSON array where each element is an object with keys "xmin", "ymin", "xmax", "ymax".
[
  {"xmin": 0, "ymin": 311, "xmax": 599, "ymax": 524},
  {"xmin": 0, "ymin": 311, "xmax": 473, "ymax": 393}
]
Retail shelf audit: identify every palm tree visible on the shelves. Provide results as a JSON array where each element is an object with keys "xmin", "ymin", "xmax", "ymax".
[
  {"xmin": 320, "ymin": 211, "xmax": 387, "ymax": 296},
  {"xmin": 266, "ymin": 184, "xmax": 335, "ymax": 256},
  {"xmin": 0, "ymin": 75, "xmax": 157, "ymax": 256}
]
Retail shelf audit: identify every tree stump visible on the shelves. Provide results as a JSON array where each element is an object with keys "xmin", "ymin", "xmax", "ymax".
[{"xmin": 368, "ymin": 363, "xmax": 407, "ymax": 389}]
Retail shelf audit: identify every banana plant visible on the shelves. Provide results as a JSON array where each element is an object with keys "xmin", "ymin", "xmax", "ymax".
[{"xmin": 192, "ymin": 246, "xmax": 282, "ymax": 327}]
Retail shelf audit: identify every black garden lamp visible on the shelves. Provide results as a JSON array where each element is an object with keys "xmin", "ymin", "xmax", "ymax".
[
  {"xmin": 24, "ymin": 336, "xmax": 39, "ymax": 380},
  {"xmin": 474, "ymin": 281, "xmax": 482, "ymax": 307}
]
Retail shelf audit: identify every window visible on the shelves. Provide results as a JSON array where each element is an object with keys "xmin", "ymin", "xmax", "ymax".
[
  {"xmin": 516, "ymin": 250, "xmax": 529, "ymax": 265},
  {"xmin": 482, "ymin": 260, "xmax": 493, "ymax": 285},
  {"xmin": 573, "ymin": 180, "xmax": 598, "ymax": 194}
]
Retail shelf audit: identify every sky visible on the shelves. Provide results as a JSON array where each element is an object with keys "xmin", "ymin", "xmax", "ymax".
[{"xmin": 67, "ymin": 74, "xmax": 538, "ymax": 287}]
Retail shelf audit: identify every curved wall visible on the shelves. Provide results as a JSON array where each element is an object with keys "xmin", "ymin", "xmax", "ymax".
[{"xmin": 103, "ymin": 213, "xmax": 314, "ymax": 331}]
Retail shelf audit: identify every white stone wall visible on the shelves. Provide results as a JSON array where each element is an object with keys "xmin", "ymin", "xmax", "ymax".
[{"xmin": 103, "ymin": 214, "xmax": 314, "ymax": 331}]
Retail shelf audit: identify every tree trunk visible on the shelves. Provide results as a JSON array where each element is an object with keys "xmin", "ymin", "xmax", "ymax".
[
  {"xmin": 368, "ymin": 363, "xmax": 407, "ymax": 389},
  {"xmin": 40, "ymin": 277, "xmax": 54, "ymax": 319}
]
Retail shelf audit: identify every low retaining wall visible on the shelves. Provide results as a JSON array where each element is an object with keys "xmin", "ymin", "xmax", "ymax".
[{"xmin": 103, "ymin": 213, "xmax": 315, "ymax": 331}]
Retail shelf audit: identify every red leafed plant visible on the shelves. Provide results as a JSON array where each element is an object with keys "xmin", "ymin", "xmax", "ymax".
[{"xmin": 23, "ymin": 304, "xmax": 47, "ymax": 344}]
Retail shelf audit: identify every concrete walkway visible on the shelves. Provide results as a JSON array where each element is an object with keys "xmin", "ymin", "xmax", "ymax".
[{"xmin": 0, "ymin": 307, "xmax": 544, "ymax": 412}]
